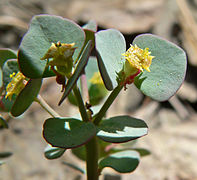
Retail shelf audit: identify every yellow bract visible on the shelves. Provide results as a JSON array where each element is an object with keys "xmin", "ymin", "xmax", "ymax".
[
  {"xmin": 5, "ymin": 72, "xmax": 27, "ymax": 100},
  {"xmin": 122, "ymin": 44, "xmax": 154, "ymax": 72},
  {"xmin": 89, "ymin": 72, "xmax": 103, "ymax": 85}
]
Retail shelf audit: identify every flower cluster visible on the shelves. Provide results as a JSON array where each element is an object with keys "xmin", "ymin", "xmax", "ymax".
[
  {"xmin": 120, "ymin": 44, "xmax": 154, "ymax": 88},
  {"xmin": 5, "ymin": 72, "xmax": 27, "ymax": 100},
  {"xmin": 41, "ymin": 41, "xmax": 76, "ymax": 78}
]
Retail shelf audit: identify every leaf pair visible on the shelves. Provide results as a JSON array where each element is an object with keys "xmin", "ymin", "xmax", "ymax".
[
  {"xmin": 43, "ymin": 115, "xmax": 148, "ymax": 173},
  {"xmin": 95, "ymin": 30, "xmax": 187, "ymax": 101}
]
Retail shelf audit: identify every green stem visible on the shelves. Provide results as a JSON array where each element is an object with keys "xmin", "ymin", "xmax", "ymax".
[
  {"xmin": 73, "ymin": 85, "xmax": 89, "ymax": 122},
  {"xmin": 93, "ymin": 85, "xmax": 123, "ymax": 125},
  {"xmin": 85, "ymin": 136, "xmax": 99, "ymax": 180},
  {"xmin": 35, "ymin": 95, "xmax": 60, "ymax": 118}
]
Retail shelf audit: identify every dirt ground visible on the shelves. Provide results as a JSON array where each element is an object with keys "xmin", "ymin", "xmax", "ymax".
[{"xmin": 0, "ymin": 0, "xmax": 197, "ymax": 180}]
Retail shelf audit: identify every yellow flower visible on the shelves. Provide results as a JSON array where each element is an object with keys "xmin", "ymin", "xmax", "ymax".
[
  {"xmin": 122, "ymin": 44, "xmax": 154, "ymax": 72},
  {"xmin": 41, "ymin": 41, "xmax": 76, "ymax": 77},
  {"xmin": 89, "ymin": 72, "xmax": 104, "ymax": 85},
  {"xmin": 120, "ymin": 44, "xmax": 154, "ymax": 88},
  {"xmin": 5, "ymin": 72, "xmax": 27, "ymax": 100}
]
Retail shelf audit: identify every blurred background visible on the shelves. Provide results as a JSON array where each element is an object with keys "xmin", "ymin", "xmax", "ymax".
[{"xmin": 0, "ymin": 0, "xmax": 197, "ymax": 179}]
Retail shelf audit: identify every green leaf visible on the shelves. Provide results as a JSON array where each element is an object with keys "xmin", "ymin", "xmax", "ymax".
[
  {"xmin": 133, "ymin": 34, "xmax": 187, "ymax": 101},
  {"xmin": 11, "ymin": 78, "xmax": 42, "ymax": 117},
  {"xmin": 95, "ymin": 29, "xmax": 126, "ymax": 90},
  {"xmin": 0, "ymin": 116, "xmax": 8, "ymax": 129},
  {"xmin": 99, "ymin": 150, "xmax": 140, "ymax": 173},
  {"xmin": 44, "ymin": 145, "xmax": 66, "ymax": 160},
  {"xmin": 97, "ymin": 115, "xmax": 148, "ymax": 143},
  {"xmin": 0, "ymin": 152, "xmax": 13, "ymax": 159},
  {"xmin": 59, "ymin": 40, "xmax": 92, "ymax": 105},
  {"xmin": 18, "ymin": 15, "xmax": 85, "ymax": 78},
  {"xmin": 83, "ymin": 20, "xmax": 97, "ymax": 32},
  {"xmin": 43, "ymin": 117, "xmax": 96, "ymax": 148},
  {"xmin": 0, "ymin": 48, "xmax": 17, "ymax": 67},
  {"xmin": 2, "ymin": 60, "xmax": 19, "ymax": 88},
  {"xmin": 0, "ymin": 49, "xmax": 17, "ymax": 87}
]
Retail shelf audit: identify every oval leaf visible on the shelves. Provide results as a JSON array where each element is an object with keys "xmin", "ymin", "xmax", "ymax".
[
  {"xmin": 43, "ymin": 117, "xmax": 96, "ymax": 149},
  {"xmin": 44, "ymin": 145, "xmax": 66, "ymax": 160},
  {"xmin": 97, "ymin": 115, "xmax": 148, "ymax": 143},
  {"xmin": 18, "ymin": 15, "xmax": 85, "ymax": 78},
  {"xmin": 95, "ymin": 29, "xmax": 126, "ymax": 90},
  {"xmin": 99, "ymin": 150, "xmax": 140, "ymax": 173},
  {"xmin": 0, "ymin": 152, "xmax": 13, "ymax": 159},
  {"xmin": 11, "ymin": 78, "xmax": 42, "ymax": 117},
  {"xmin": 133, "ymin": 34, "xmax": 187, "ymax": 101},
  {"xmin": 59, "ymin": 40, "xmax": 92, "ymax": 105}
]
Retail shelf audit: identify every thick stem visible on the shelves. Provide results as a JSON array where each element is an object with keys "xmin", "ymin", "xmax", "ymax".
[
  {"xmin": 73, "ymin": 85, "xmax": 89, "ymax": 122},
  {"xmin": 35, "ymin": 95, "xmax": 60, "ymax": 117},
  {"xmin": 85, "ymin": 136, "xmax": 99, "ymax": 180},
  {"xmin": 93, "ymin": 85, "xmax": 123, "ymax": 125}
]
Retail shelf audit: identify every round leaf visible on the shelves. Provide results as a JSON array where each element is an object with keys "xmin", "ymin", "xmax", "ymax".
[
  {"xmin": 99, "ymin": 150, "xmax": 140, "ymax": 173},
  {"xmin": 97, "ymin": 116, "xmax": 148, "ymax": 143},
  {"xmin": 18, "ymin": 15, "xmax": 85, "ymax": 78},
  {"xmin": 133, "ymin": 34, "xmax": 187, "ymax": 101},
  {"xmin": 44, "ymin": 145, "xmax": 66, "ymax": 160},
  {"xmin": 11, "ymin": 78, "xmax": 42, "ymax": 117},
  {"xmin": 43, "ymin": 117, "xmax": 96, "ymax": 149},
  {"xmin": 95, "ymin": 29, "xmax": 126, "ymax": 90}
]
